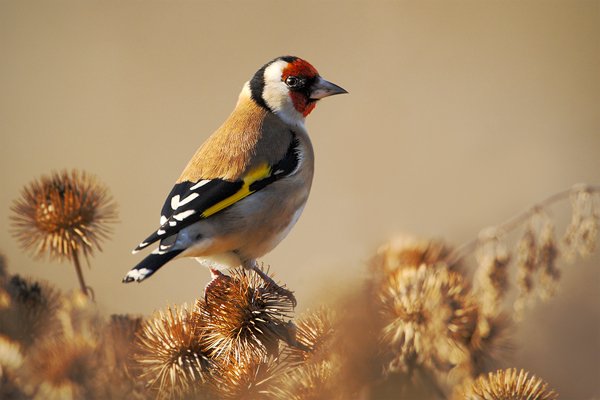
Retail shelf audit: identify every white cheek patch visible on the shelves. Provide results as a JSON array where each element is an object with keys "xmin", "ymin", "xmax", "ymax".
[{"xmin": 262, "ymin": 60, "xmax": 305, "ymax": 127}]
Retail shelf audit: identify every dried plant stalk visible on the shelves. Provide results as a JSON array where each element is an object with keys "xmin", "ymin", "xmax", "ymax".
[{"xmin": 475, "ymin": 231, "xmax": 511, "ymax": 319}]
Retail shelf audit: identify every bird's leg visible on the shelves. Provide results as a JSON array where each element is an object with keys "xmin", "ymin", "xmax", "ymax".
[{"xmin": 243, "ymin": 260, "xmax": 297, "ymax": 307}]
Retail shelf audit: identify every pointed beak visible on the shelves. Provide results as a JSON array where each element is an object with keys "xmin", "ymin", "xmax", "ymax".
[{"xmin": 309, "ymin": 77, "xmax": 348, "ymax": 100}]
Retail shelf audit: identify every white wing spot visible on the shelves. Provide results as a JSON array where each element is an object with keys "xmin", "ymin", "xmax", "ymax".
[
  {"xmin": 171, "ymin": 195, "xmax": 180, "ymax": 210},
  {"xmin": 157, "ymin": 229, "xmax": 166, "ymax": 235},
  {"xmin": 160, "ymin": 215, "xmax": 168, "ymax": 225},
  {"xmin": 178, "ymin": 192, "xmax": 199, "ymax": 207},
  {"xmin": 174, "ymin": 210, "xmax": 196, "ymax": 221},
  {"xmin": 190, "ymin": 179, "xmax": 211, "ymax": 190},
  {"xmin": 169, "ymin": 221, "xmax": 177, "ymax": 226},
  {"xmin": 125, "ymin": 268, "xmax": 152, "ymax": 282}
]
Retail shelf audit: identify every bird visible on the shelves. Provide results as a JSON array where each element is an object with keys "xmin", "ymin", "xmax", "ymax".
[{"xmin": 123, "ymin": 56, "xmax": 347, "ymax": 304}]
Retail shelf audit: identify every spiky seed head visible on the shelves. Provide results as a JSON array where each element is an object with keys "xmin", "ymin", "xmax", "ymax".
[
  {"xmin": 371, "ymin": 235, "xmax": 452, "ymax": 276},
  {"xmin": 199, "ymin": 269, "xmax": 295, "ymax": 365},
  {"xmin": 0, "ymin": 275, "xmax": 61, "ymax": 347},
  {"xmin": 103, "ymin": 314, "xmax": 142, "ymax": 370},
  {"xmin": 26, "ymin": 334, "xmax": 100, "ymax": 400},
  {"xmin": 378, "ymin": 265, "xmax": 478, "ymax": 375},
  {"xmin": 271, "ymin": 359, "xmax": 341, "ymax": 400},
  {"xmin": 461, "ymin": 368, "xmax": 558, "ymax": 400},
  {"xmin": 133, "ymin": 304, "xmax": 211, "ymax": 400},
  {"xmin": 10, "ymin": 169, "xmax": 118, "ymax": 263},
  {"xmin": 285, "ymin": 307, "xmax": 337, "ymax": 364},
  {"xmin": 211, "ymin": 355, "xmax": 288, "ymax": 400}
]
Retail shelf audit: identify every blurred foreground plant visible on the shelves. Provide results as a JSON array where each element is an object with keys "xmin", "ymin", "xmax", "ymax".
[{"xmin": 4, "ymin": 183, "xmax": 599, "ymax": 399}]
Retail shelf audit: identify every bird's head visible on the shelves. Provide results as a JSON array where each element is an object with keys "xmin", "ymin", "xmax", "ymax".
[{"xmin": 245, "ymin": 56, "xmax": 347, "ymax": 125}]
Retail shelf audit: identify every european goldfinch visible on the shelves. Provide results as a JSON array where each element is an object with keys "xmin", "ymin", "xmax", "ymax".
[{"xmin": 123, "ymin": 56, "xmax": 346, "ymax": 303}]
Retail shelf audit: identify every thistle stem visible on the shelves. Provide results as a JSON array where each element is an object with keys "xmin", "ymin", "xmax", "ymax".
[
  {"xmin": 444, "ymin": 184, "xmax": 600, "ymax": 265},
  {"xmin": 72, "ymin": 251, "xmax": 89, "ymax": 297}
]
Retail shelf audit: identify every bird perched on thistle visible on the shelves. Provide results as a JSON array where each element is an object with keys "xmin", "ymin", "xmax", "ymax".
[{"xmin": 123, "ymin": 56, "xmax": 346, "ymax": 304}]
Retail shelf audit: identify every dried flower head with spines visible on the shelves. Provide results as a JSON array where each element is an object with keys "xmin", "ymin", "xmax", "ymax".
[
  {"xmin": 0, "ymin": 275, "xmax": 61, "ymax": 347},
  {"xmin": 460, "ymin": 368, "xmax": 558, "ymax": 400},
  {"xmin": 285, "ymin": 307, "xmax": 337, "ymax": 364},
  {"xmin": 11, "ymin": 169, "xmax": 118, "ymax": 262},
  {"xmin": 199, "ymin": 268, "xmax": 296, "ymax": 365},
  {"xmin": 11, "ymin": 170, "xmax": 118, "ymax": 296},
  {"xmin": 212, "ymin": 355, "xmax": 288, "ymax": 400},
  {"xmin": 372, "ymin": 235, "xmax": 452, "ymax": 274},
  {"xmin": 26, "ymin": 334, "xmax": 101, "ymax": 400},
  {"xmin": 271, "ymin": 359, "xmax": 342, "ymax": 400},
  {"xmin": 378, "ymin": 264, "xmax": 478, "ymax": 376},
  {"xmin": 133, "ymin": 304, "xmax": 211, "ymax": 400}
]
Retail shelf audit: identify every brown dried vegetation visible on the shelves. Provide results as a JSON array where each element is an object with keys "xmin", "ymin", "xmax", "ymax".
[{"xmin": 4, "ymin": 180, "xmax": 599, "ymax": 398}]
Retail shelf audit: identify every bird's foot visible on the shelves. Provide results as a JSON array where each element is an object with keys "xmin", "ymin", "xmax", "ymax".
[{"xmin": 246, "ymin": 262, "xmax": 297, "ymax": 307}]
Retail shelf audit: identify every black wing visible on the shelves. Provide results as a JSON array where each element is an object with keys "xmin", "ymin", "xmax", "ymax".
[{"xmin": 132, "ymin": 133, "xmax": 300, "ymax": 253}]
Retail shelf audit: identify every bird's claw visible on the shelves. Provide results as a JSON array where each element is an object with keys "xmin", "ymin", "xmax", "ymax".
[{"xmin": 270, "ymin": 283, "xmax": 297, "ymax": 308}]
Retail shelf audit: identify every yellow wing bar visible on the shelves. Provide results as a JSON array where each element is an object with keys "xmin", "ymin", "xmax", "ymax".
[{"xmin": 200, "ymin": 163, "xmax": 271, "ymax": 218}]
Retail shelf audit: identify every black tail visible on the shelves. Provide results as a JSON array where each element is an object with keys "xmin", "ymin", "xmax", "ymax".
[{"xmin": 122, "ymin": 249, "xmax": 183, "ymax": 283}]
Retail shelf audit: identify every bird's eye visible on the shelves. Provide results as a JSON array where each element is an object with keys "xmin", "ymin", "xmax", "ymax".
[{"xmin": 285, "ymin": 76, "xmax": 303, "ymax": 88}]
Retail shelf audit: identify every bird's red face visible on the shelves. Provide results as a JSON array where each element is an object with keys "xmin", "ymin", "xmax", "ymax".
[
  {"xmin": 249, "ymin": 56, "xmax": 347, "ymax": 124},
  {"xmin": 281, "ymin": 59, "xmax": 320, "ymax": 117}
]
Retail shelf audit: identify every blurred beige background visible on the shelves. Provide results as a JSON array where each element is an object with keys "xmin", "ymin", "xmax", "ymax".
[{"xmin": 1, "ymin": 0, "xmax": 598, "ymax": 397}]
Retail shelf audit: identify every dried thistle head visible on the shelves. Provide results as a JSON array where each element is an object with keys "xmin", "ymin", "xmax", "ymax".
[
  {"xmin": 25, "ymin": 334, "xmax": 101, "ymax": 400},
  {"xmin": 371, "ymin": 235, "xmax": 452, "ymax": 276},
  {"xmin": 460, "ymin": 368, "xmax": 558, "ymax": 400},
  {"xmin": 10, "ymin": 169, "xmax": 118, "ymax": 263},
  {"xmin": 0, "ymin": 275, "xmax": 61, "ymax": 347},
  {"xmin": 211, "ymin": 355, "xmax": 288, "ymax": 400},
  {"xmin": 378, "ymin": 265, "xmax": 478, "ymax": 377},
  {"xmin": 475, "ymin": 230, "xmax": 511, "ymax": 318},
  {"xmin": 285, "ymin": 307, "xmax": 337, "ymax": 364},
  {"xmin": 133, "ymin": 304, "xmax": 211, "ymax": 400},
  {"xmin": 99, "ymin": 315, "xmax": 148, "ymax": 400},
  {"xmin": 199, "ymin": 269, "xmax": 295, "ymax": 365},
  {"xmin": 271, "ymin": 359, "xmax": 341, "ymax": 400}
]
